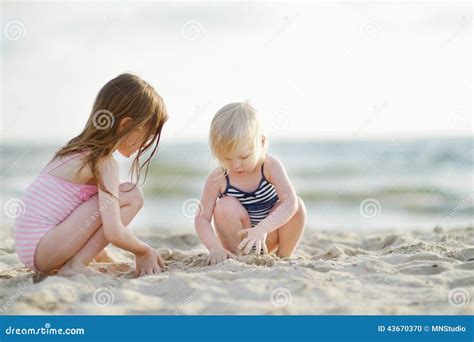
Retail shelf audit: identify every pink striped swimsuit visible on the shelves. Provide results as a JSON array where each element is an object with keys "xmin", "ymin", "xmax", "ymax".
[{"xmin": 14, "ymin": 151, "xmax": 98, "ymax": 272}]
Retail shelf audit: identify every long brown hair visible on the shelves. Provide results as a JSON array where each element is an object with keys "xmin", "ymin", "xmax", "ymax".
[{"xmin": 52, "ymin": 73, "xmax": 168, "ymax": 197}]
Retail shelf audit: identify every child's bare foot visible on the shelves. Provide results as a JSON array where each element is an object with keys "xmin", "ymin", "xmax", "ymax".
[
  {"xmin": 57, "ymin": 263, "xmax": 104, "ymax": 277},
  {"xmin": 94, "ymin": 249, "xmax": 116, "ymax": 263}
]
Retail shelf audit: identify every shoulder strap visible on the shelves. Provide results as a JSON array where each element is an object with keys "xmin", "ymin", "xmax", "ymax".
[
  {"xmin": 40, "ymin": 152, "xmax": 83, "ymax": 176},
  {"xmin": 260, "ymin": 162, "xmax": 271, "ymax": 183},
  {"xmin": 223, "ymin": 168, "xmax": 230, "ymax": 193}
]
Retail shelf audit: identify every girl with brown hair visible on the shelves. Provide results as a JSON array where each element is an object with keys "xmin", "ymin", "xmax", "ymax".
[{"xmin": 14, "ymin": 73, "xmax": 168, "ymax": 277}]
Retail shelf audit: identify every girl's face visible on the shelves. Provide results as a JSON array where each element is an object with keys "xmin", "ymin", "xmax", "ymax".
[
  {"xmin": 221, "ymin": 139, "xmax": 263, "ymax": 175},
  {"xmin": 117, "ymin": 120, "xmax": 151, "ymax": 158}
]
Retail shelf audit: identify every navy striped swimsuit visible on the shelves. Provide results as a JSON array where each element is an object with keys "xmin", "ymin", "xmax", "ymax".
[{"xmin": 219, "ymin": 163, "xmax": 279, "ymax": 227}]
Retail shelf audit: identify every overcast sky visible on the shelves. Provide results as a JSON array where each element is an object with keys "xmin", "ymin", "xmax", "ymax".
[{"xmin": 1, "ymin": 1, "xmax": 472, "ymax": 143}]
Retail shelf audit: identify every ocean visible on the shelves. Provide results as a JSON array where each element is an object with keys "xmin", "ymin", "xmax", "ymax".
[{"xmin": 1, "ymin": 137, "xmax": 472, "ymax": 232}]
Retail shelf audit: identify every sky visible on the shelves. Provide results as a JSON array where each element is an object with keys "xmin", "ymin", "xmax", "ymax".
[{"xmin": 1, "ymin": 1, "xmax": 472, "ymax": 143}]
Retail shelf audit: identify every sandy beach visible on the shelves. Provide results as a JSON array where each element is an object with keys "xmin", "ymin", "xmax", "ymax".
[{"xmin": 0, "ymin": 226, "xmax": 472, "ymax": 315}]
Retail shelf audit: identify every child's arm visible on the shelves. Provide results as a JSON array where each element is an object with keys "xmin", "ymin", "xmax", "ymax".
[
  {"xmin": 195, "ymin": 169, "xmax": 235, "ymax": 264},
  {"xmin": 98, "ymin": 157, "xmax": 164, "ymax": 274},
  {"xmin": 238, "ymin": 155, "xmax": 299, "ymax": 254}
]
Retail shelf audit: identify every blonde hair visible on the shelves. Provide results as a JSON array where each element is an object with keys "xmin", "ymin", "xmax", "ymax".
[
  {"xmin": 209, "ymin": 102, "xmax": 266, "ymax": 164},
  {"xmin": 52, "ymin": 73, "xmax": 168, "ymax": 197}
]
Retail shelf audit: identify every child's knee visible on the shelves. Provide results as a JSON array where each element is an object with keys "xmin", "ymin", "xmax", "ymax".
[
  {"xmin": 295, "ymin": 196, "xmax": 306, "ymax": 225},
  {"xmin": 214, "ymin": 196, "xmax": 245, "ymax": 222},
  {"xmin": 119, "ymin": 182, "xmax": 144, "ymax": 209},
  {"xmin": 131, "ymin": 186, "xmax": 144, "ymax": 209},
  {"xmin": 266, "ymin": 230, "xmax": 279, "ymax": 252}
]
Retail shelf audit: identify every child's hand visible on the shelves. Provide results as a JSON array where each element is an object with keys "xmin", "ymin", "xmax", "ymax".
[
  {"xmin": 208, "ymin": 248, "xmax": 236, "ymax": 265},
  {"xmin": 134, "ymin": 246, "xmax": 165, "ymax": 277},
  {"xmin": 237, "ymin": 228, "xmax": 269, "ymax": 255},
  {"xmin": 94, "ymin": 249, "xmax": 116, "ymax": 263}
]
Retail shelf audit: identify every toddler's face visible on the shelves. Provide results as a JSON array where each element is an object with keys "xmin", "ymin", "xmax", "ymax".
[{"xmin": 221, "ymin": 141, "xmax": 262, "ymax": 175}]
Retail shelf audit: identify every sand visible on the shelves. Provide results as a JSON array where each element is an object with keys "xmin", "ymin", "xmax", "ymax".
[{"xmin": 0, "ymin": 226, "xmax": 473, "ymax": 315}]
